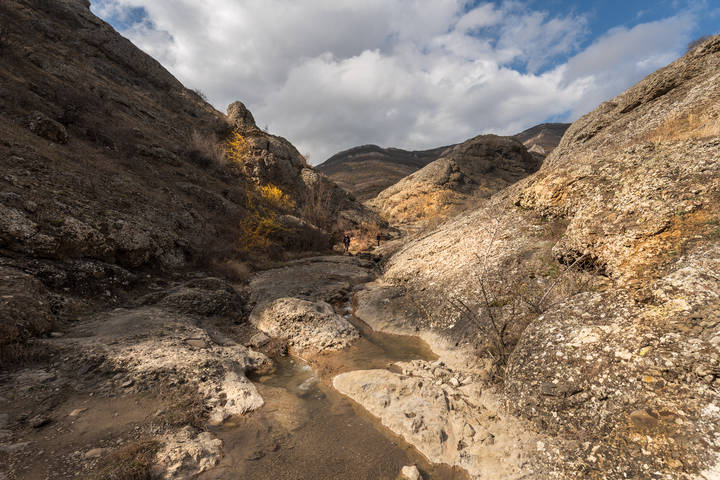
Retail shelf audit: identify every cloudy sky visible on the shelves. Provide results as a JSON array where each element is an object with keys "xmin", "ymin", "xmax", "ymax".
[{"xmin": 90, "ymin": 0, "xmax": 718, "ymax": 164}]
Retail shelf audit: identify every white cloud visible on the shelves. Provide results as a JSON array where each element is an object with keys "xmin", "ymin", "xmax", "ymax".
[{"xmin": 90, "ymin": 0, "xmax": 697, "ymax": 163}]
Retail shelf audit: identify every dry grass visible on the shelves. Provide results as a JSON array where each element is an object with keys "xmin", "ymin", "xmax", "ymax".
[
  {"xmin": 209, "ymin": 260, "xmax": 252, "ymax": 283},
  {"xmin": 346, "ymin": 221, "xmax": 381, "ymax": 253},
  {"xmin": 644, "ymin": 110, "xmax": 720, "ymax": 143},
  {"xmin": 92, "ymin": 440, "xmax": 160, "ymax": 480},
  {"xmin": 158, "ymin": 385, "xmax": 208, "ymax": 430},
  {"xmin": 187, "ymin": 129, "xmax": 227, "ymax": 168}
]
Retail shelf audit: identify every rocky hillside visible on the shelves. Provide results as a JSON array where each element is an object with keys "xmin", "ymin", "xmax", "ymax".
[
  {"xmin": 0, "ymin": 0, "xmax": 378, "ymax": 274},
  {"xmin": 316, "ymin": 144, "xmax": 451, "ymax": 201},
  {"xmin": 0, "ymin": 1, "xmax": 383, "ymax": 477},
  {"xmin": 355, "ymin": 35, "xmax": 720, "ymax": 478},
  {"xmin": 369, "ymin": 134, "xmax": 540, "ymax": 226},
  {"xmin": 514, "ymin": 122, "xmax": 570, "ymax": 155},
  {"xmin": 317, "ymin": 123, "xmax": 567, "ymax": 204}
]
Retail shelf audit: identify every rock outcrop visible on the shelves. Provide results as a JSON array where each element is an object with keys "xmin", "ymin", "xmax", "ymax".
[
  {"xmin": 369, "ymin": 135, "xmax": 539, "ymax": 226},
  {"xmin": 316, "ymin": 144, "xmax": 451, "ymax": 201},
  {"xmin": 354, "ymin": 34, "xmax": 720, "ymax": 478}
]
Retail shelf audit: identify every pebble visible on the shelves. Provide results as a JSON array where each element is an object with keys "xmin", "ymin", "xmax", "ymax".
[
  {"xmin": 49, "ymin": 332, "xmax": 64, "ymax": 338},
  {"xmin": 84, "ymin": 447, "xmax": 107, "ymax": 459},
  {"xmin": 401, "ymin": 465, "xmax": 422, "ymax": 480},
  {"xmin": 121, "ymin": 379, "xmax": 134, "ymax": 388},
  {"xmin": 68, "ymin": 408, "xmax": 87, "ymax": 417},
  {"xmin": 449, "ymin": 377, "xmax": 460, "ymax": 387}
]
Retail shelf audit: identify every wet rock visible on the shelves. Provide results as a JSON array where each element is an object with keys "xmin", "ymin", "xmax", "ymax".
[{"xmin": 248, "ymin": 332, "xmax": 270, "ymax": 349}]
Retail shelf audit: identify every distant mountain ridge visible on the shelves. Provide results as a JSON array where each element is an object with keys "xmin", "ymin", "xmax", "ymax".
[
  {"xmin": 317, "ymin": 123, "xmax": 569, "ymax": 201},
  {"xmin": 316, "ymin": 144, "xmax": 452, "ymax": 201}
]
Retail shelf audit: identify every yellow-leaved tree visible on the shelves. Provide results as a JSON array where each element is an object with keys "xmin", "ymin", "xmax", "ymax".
[{"xmin": 226, "ymin": 131, "xmax": 248, "ymax": 163}]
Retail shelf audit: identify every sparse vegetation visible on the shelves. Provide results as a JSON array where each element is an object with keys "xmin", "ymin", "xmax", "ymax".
[
  {"xmin": 192, "ymin": 88, "xmax": 208, "ymax": 102},
  {"xmin": 687, "ymin": 34, "xmax": 712, "ymax": 53},
  {"xmin": 446, "ymin": 214, "xmax": 600, "ymax": 380},
  {"xmin": 188, "ymin": 129, "xmax": 227, "ymax": 168},
  {"xmin": 92, "ymin": 439, "xmax": 160, "ymax": 480}
]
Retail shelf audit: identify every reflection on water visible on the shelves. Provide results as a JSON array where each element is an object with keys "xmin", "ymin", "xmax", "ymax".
[{"xmin": 201, "ymin": 306, "xmax": 468, "ymax": 480}]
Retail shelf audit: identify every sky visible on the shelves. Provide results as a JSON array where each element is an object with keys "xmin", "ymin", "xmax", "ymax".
[{"xmin": 90, "ymin": 0, "xmax": 719, "ymax": 164}]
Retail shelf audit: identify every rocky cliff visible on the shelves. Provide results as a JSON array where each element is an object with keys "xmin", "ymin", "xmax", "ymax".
[
  {"xmin": 369, "ymin": 134, "xmax": 540, "ymax": 226},
  {"xmin": 353, "ymin": 35, "xmax": 720, "ymax": 478},
  {"xmin": 316, "ymin": 144, "xmax": 451, "ymax": 201}
]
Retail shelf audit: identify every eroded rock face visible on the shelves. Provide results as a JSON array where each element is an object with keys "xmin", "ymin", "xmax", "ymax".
[{"xmin": 250, "ymin": 297, "xmax": 358, "ymax": 358}]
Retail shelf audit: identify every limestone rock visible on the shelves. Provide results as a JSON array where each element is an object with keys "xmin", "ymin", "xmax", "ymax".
[
  {"xmin": 227, "ymin": 101, "xmax": 256, "ymax": 131},
  {"xmin": 151, "ymin": 427, "xmax": 223, "ymax": 479},
  {"xmin": 250, "ymin": 297, "xmax": 358, "ymax": 358},
  {"xmin": 400, "ymin": 464, "xmax": 422, "ymax": 480}
]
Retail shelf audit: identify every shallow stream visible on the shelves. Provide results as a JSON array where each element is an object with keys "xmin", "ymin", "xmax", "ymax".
[{"xmin": 201, "ymin": 306, "xmax": 469, "ymax": 480}]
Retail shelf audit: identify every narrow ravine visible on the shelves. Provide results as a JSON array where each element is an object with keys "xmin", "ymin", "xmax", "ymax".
[{"xmin": 201, "ymin": 264, "xmax": 470, "ymax": 480}]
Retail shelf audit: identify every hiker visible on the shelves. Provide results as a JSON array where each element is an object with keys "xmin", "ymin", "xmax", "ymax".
[
  {"xmin": 343, "ymin": 233, "xmax": 351, "ymax": 253},
  {"xmin": 376, "ymin": 232, "xmax": 381, "ymax": 247}
]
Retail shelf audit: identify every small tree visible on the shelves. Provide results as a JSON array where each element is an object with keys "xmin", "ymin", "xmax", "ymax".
[{"xmin": 226, "ymin": 131, "xmax": 249, "ymax": 163}]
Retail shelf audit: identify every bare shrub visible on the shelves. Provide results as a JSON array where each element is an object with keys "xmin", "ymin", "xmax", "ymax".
[
  {"xmin": 209, "ymin": 260, "xmax": 252, "ymax": 283},
  {"xmin": 192, "ymin": 88, "xmax": 208, "ymax": 102},
  {"xmin": 187, "ymin": 130, "xmax": 226, "ymax": 168},
  {"xmin": 448, "ymin": 214, "xmax": 601, "ymax": 380},
  {"xmin": 92, "ymin": 439, "xmax": 160, "ymax": 480},
  {"xmin": 687, "ymin": 34, "xmax": 712, "ymax": 53}
]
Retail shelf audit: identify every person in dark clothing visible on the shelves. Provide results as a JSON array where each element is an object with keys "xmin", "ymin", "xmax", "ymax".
[
  {"xmin": 343, "ymin": 233, "xmax": 351, "ymax": 253},
  {"xmin": 376, "ymin": 232, "xmax": 381, "ymax": 247}
]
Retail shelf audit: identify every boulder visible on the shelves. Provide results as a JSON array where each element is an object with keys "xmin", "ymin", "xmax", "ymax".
[
  {"xmin": 250, "ymin": 297, "xmax": 358, "ymax": 357},
  {"xmin": 28, "ymin": 111, "xmax": 68, "ymax": 144}
]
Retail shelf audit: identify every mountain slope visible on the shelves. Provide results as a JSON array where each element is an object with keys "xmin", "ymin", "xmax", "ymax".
[
  {"xmin": 316, "ymin": 123, "xmax": 568, "ymax": 203},
  {"xmin": 369, "ymin": 134, "xmax": 540, "ymax": 225},
  {"xmin": 354, "ymin": 35, "xmax": 720, "ymax": 478},
  {"xmin": 316, "ymin": 144, "xmax": 451, "ymax": 201},
  {"xmin": 513, "ymin": 122, "xmax": 570, "ymax": 155}
]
